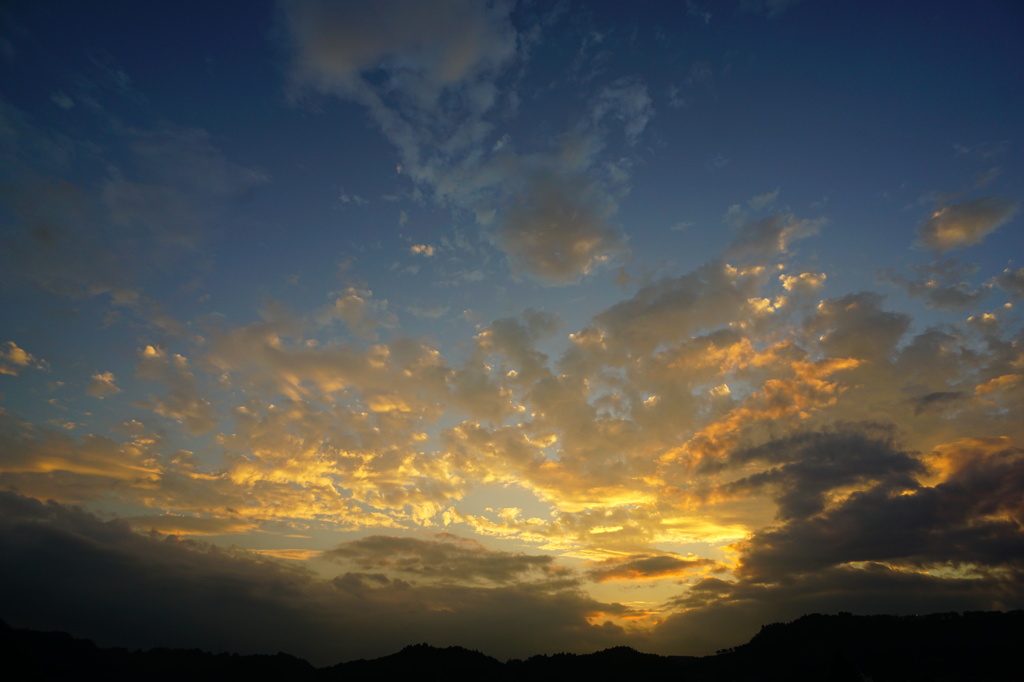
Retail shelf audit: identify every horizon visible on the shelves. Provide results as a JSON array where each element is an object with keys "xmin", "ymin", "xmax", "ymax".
[
  {"xmin": 5, "ymin": 609, "xmax": 1021, "ymax": 667},
  {"xmin": 1, "ymin": 0, "xmax": 1022, "ymax": 667}
]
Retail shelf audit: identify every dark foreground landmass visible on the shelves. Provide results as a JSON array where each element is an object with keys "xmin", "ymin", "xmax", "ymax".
[{"xmin": 3, "ymin": 611, "xmax": 1022, "ymax": 681}]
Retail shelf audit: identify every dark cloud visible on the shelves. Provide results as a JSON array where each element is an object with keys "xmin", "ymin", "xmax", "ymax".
[
  {"xmin": 586, "ymin": 553, "xmax": 720, "ymax": 582},
  {"xmin": 735, "ymin": 442, "xmax": 1024, "ymax": 582},
  {"xmin": 0, "ymin": 491, "xmax": 328, "ymax": 657},
  {"xmin": 125, "ymin": 513, "xmax": 259, "ymax": 536},
  {"xmin": 323, "ymin": 534, "xmax": 560, "ymax": 584},
  {"xmin": 911, "ymin": 390, "xmax": 968, "ymax": 416},
  {"xmin": 724, "ymin": 426, "xmax": 923, "ymax": 521},
  {"xmin": 0, "ymin": 492, "xmax": 634, "ymax": 665}
]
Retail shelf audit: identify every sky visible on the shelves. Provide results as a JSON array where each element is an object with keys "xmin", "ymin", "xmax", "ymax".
[{"xmin": 1, "ymin": 0, "xmax": 1023, "ymax": 666}]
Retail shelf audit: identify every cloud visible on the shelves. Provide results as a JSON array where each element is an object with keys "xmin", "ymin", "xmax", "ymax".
[
  {"xmin": 50, "ymin": 91, "xmax": 74, "ymax": 109},
  {"xmin": 284, "ymin": 0, "xmax": 516, "ymax": 104},
  {"xmin": 653, "ymin": 562, "xmax": 1018, "ymax": 656},
  {"xmin": 588, "ymin": 261, "xmax": 772, "ymax": 358},
  {"xmin": 0, "ymin": 100, "xmax": 264, "ymax": 333},
  {"xmin": 135, "ymin": 346, "xmax": 217, "ymax": 435},
  {"xmin": 779, "ymin": 271, "xmax": 826, "ymax": 293},
  {"xmin": 992, "ymin": 266, "xmax": 1024, "ymax": 298},
  {"xmin": 953, "ymin": 140, "xmax": 1009, "ymax": 160},
  {"xmin": 724, "ymin": 426, "xmax": 924, "ymax": 521},
  {"xmin": 4, "ymin": 4, "xmax": 1024, "ymax": 664},
  {"xmin": 121, "ymin": 124, "xmax": 268, "ymax": 197},
  {"xmin": 281, "ymin": 4, "xmax": 641, "ymax": 286},
  {"xmin": 339, "ymin": 190, "xmax": 368, "ymax": 206},
  {"xmin": 727, "ymin": 213, "xmax": 824, "ymax": 260},
  {"xmin": 911, "ymin": 390, "xmax": 968, "ymax": 416},
  {"xmin": 739, "ymin": 0, "xmax": 805, "ymax": 17},
  {"xmin": 11, "ymin": 208, "xmax": 1012, "ymax": 585},
  {"xmin": 646, "ymin": 434, "xmax": 1024, "ymax": 655},
  {"xmin": 87, "ymin": 371, "xmax": 122, "ymax": 398},
  {"xmin": 475, "ymin": 309, "xmax": 560, "ymax": 384},
  {"xmin": 0, "ymin": 412, "xmax": 161, "ymax": 501},
  {"xmin": 125, "ymin": 514, "xmax": 260, "ymax": 536},
  {"xmin": 591, "ymin": 78, "xmax": 653, "ymax": 144},
  {"xmin": 323, "ymin": 286, "xmax": 398, "ymax": 340},
  {"xmin": 735, "ymin": 438, "xmax": 1024, "ymax": 583},
  {"xmin": 497, "ymin": 170, "xmax": 625, "ymax": 284},
  {"xmin": 0, "ymin": 492, "xmax": 631, "ymax": 664},
  {"xmin": 323, "ymin": 533, "xmax": 561, "ymax": 584},
  {"xmin": 686, "ymin": 1, "xmax": 712, "ymax": 25},
  {"xmin": 586, "ymin": 552, "xmax": 720, "ymax": 582},
  {"xmin": 2, "ymin": 176, "xmax": 138, "ymax": 304},
  {"xmin": 0, "ymin": 341, "xmax": 40, "ymax": 376},
  {"xmin": 803, "ymin": 292, "xmax": 910, "ymax": 362},
  {"xmin": 748, "ymin": 188, "xmax": 779, "ymax": 212},
  {"xmin": 687, "ymin": 61, "xmax": 714, "ymax": 87},
  {"xmin": 406, "ymin": 304, "xmax": 449, "ymax": 319},
  {"xmin": 917, "ymin": 196, "xmax": 1018, "ymax": 251},
  {"xmin": 886, "ymin": 259, "xmax": 990, "ymax": 310}
]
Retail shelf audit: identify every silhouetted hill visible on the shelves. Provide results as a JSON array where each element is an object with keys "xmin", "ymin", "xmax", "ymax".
[
  {"xmin": 711, "ymin": 611, "xmax": 1024, "ymax": 681},
  {"xmin": 0, "ymin": 619, "xmax": 314, "ymax": 681},
  {"xmin": 324, "ymin": 642, "xmax": 507, "ymax": 679},
  {"xmin": 3, "ymin": 611, "xmax": 1022, "ymax": 680},
  {"xmin": 508, "ymin": 645, "xmax": 699, "ymax": 681}
]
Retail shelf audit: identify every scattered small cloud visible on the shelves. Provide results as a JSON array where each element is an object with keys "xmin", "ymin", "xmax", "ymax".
[
  {"xmin": 50, "ymin": 92, "xmax": 74, "ymax": 109},
  {"xmin": 706, "ymin": 153, "xmax": 729, "ymax": 171},
  {"xmin": 740, "ymin": 0, "xmax": 805, "ymax": 18},
  {"xmin": 687, "ymin": 0, "xmax": 712, "ymax": 25},
  {"xmin": 992, "ymin": 266, "xmax": 1024, "ymax": 298},
  {"xmin": 339, "ymin": 190, "xmax": 368, "ymax": 206},
  {"xmin": 917, "ymin": 196, "xmax": 1018, "ymax": 251},
  {"xmin": 0, "ymin": 341, "xmax": 41, "ymax": 376},
  {"xmin": 87, "ymin": 371, "xmax": 121, "ymax": 398},
  {"xmin": 953, "ymin": 140, "xmax": 1009, "ymax": 160}
]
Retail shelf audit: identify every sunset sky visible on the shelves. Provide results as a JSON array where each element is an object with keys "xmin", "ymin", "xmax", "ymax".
[{"xmin": 1, "ymin": 0, "xmax": 1023, "ymax": 666}]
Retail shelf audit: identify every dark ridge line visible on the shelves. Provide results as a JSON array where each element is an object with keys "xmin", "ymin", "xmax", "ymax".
[{"xmin": 4, "ymin": 610, "xmax": 1022, "ymax": 681}]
